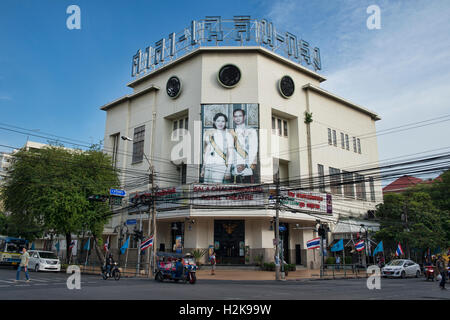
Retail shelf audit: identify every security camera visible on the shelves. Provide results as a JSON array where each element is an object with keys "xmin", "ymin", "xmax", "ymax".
[{"xmin": 121, "ymin": 136, "xmax": 133, "ymax": 141}]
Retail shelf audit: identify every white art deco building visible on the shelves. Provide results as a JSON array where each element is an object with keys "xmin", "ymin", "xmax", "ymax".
[{"xmin": 100, "ymin": 17, "xmax": 382, "ymax": 267}]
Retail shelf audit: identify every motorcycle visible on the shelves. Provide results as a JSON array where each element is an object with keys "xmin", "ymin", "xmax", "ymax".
[
  {"xmin": 424, "ymin": 265, "xmax": 435, "ymax": 281},
  {"xmin": 102, "ymin": 262, "xmax": 121, "ymax": 280}
]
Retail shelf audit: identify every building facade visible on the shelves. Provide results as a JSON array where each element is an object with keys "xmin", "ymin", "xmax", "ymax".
[{"xmin": 101, "ymin": 19, "xmax": 383, "ymax": 268}]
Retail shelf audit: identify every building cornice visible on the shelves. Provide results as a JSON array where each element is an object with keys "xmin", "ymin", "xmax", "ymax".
[
  {"xmin": 302, "ymin": 83, "xmax": 381, "ymax": 121},
  {"xmin": 126, "ymin": 46, "xmax": 326, "ymax": 89},
  {"xmin": 100, "ymin": 84, "xmax": 160, "ymax": 111}
]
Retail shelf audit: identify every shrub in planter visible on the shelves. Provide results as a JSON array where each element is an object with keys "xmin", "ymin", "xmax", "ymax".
[
  {"xmin": 326, "ymin": 257, "xmax": 336, "ymax": 265},
  {"xmin": 263, "ymin": 262, "xmax": 275, "ymax": 271}
]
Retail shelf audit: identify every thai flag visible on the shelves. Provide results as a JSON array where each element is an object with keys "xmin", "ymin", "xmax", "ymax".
[
  {"xmin": 307, "ymin": 237, "xmax": 321, "ymax": 250},
  {"xmin": 140, "ymin": 236, "xmax": 153, "ymax": 251},
  {"xmin": 395, "ymin": 243, "xmax": 404, "ymax": 256},
  {"xmin": 355, "ymin": 240, "xmax": 365, "ymax": 252}
]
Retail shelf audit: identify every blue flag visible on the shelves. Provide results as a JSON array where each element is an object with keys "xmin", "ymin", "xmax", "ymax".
[
  {"xmin": 55, "ymin": 241, "xmax": 60, "ymax": 253},
  {"xmin": 372, "ymin": 241, "xmax": 384, "ymax": 256},
  {"xmin": 331, "ymin": 239, "xmax": 344, "ymax": 252},
  {"xmin": 84, "ymin": 238, "xmax": 90, "ymax": 251},
  {"xmin": 31, "ymin": 242, "xmax": 35, "ymax": 250},
  {"xmin": 120, "ymin": 236, "xmax": 130, "ymax": 254}
]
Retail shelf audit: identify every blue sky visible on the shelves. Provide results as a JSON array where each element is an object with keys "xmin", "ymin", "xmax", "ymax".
[{"xmin": 1, "ymin": 0, "xmax": 450, "ymax": 179}]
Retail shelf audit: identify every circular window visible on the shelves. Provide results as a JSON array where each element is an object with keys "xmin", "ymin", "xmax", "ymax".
[
  {"xmin": 166, "ymin": 76, "xmax": 182, "ymax": 99},
  {"xmin": 278, "ymin": 75, "xmax": 295, "ymax": 98},
  {"xmin": 217, "ymin": 64, "xmax": 241, "ymax": 88}
]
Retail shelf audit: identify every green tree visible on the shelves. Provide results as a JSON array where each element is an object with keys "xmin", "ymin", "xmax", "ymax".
[
  {"xmin": 1, "ymin": 145, "xmax": 119, "ymax": 263},
  {"xmin": 375, "ymin": 179, "xmax": 449, "ymax": 260}
]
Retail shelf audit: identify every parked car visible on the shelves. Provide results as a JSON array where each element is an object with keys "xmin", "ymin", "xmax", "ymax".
[
  {"xmin": 381, "ymin": 259, "xmax": 421, "ymax": 278},
  {"xmin": 28, "ymin": 250, "xmax": 61, "ymax": 272}
]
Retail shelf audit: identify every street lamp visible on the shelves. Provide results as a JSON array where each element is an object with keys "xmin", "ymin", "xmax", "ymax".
[{"xmin": 121, "ymin": 135, "xmax": 157, "ymax": 277}]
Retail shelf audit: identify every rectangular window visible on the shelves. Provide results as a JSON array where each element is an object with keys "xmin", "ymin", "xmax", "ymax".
[
  {"xmin": 355, "ymin": 174, "xmax": 366, "ymax": 200},
  {"xmin": 179, "ymin": 119, "xmax": 183, "ymax": 132},
  {"xmin": 185, "ymin": 117, "xmax": 189, "ymax": 130},
  {"xmin": 342, "ymin": 170, "xmax": 355, "ymax": 198},
  {"xmin": 353, "ymin": 137, "xmax": 357, "ymax": 153},
  {"xmin": 357, "ymin": 138, "xmax": 361, "ymax": 154},
  {"xmin": 329, "ymin": 167, "xmax": 342, "ymax": 195},
  {"xmin": 272, "ymin": 117, "xmax": 276, "ymax": 135},
  {"xmin": 332, "ymin": 130, "xmax": 337, "ymax": 146},
  {"xmin": 283, "ymin": 120, "xmax": 288, "ymax": 137},
  {"xmin": 328, "ymin": 128, "xmax": 332, "ymax": 145},
  {"xmin": 318, "ymin": 164, "xmax": 325, "ymax": 192},
  {"xmin": 341, "ymin": 133, "xmax": 345, "ymax": 149},
  {"xmin": 277, "ymin": 119, "xmax": 282, "ymax": 136},
  {"xmin": 345, "ymin": 134, "xmax": 349, "ymax": 150},
  {"xmin": 110, "ymin": 133, "xmax": 120, "ymax": 169},
  {"xmin": 132, "ymin": 125, "xmax": 145, "ymax": 164},
  {"xmin": 369, "ymin": 177, "xmax": 376, "ymax": 202}
]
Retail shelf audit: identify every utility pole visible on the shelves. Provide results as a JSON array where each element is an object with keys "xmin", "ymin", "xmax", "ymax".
[
  {"xmin": 150, "ymin": 168, "xmax": 157, "ymax": 278},
  {"xmin": 275, "ymin": 176, "xmax": 281, "ymax": 281},
  {"xmin": 136, "ymin": 212, "xmax": 142, "ymax": 276},
  {"xmin": 403, "ymin": 202, "xmax": 410, "ymax": 259}
]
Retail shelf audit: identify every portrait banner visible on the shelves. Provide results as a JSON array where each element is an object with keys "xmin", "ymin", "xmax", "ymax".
[{"xmin": 200, "ymin": 103, "xmax": 260, "ymax": 184}]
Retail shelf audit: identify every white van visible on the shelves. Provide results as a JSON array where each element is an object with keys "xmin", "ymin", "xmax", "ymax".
[{"xmin": 28, "ymin": 250, "xmax": 61, "ymax": 272}]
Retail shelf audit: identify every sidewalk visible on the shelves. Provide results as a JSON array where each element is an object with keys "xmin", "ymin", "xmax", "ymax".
[
  {"xmin": 78, "ymin": 265, "xmax": 368, "ymax": 281},
  {"xmin": 196, "ymin": 268, "xmax": 368, "ymax": 281}
]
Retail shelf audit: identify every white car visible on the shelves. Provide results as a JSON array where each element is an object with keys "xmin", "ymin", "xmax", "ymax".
[
  {"xmin": 381, "ymin": 259, "xmax": 421, "ymax": 278},
  {"xmin": 28, "ymin": 250, "xmax": 61, "ymax": 272}
]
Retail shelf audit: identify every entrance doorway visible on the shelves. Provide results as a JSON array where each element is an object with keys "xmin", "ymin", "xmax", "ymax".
[{"xmin": 214, "ymin": 220, "xmax": 245, "ymax": 264}]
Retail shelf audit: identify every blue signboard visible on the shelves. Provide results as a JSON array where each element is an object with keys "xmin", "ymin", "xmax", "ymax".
[
  {"xmin": 279, "ymin": 225, "xmax": 286, "ymax": 232},
  {"xmin": 126, "ymin": 219, "xmax": 137, "ymax": 225},
  {"xmin": 110, "ymin": 189, "xmax": 126, "ymax": 197}
]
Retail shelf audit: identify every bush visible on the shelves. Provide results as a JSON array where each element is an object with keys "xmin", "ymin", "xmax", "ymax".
[
  {"xmin": 263, "ymin": 262, "xmax": 275, "ymax": 271},
  {"xmin": 326, "ymin": 257, "xmax": 336, "ymax": 264}
]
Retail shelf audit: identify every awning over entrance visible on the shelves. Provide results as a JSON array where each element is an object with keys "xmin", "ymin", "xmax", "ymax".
[{"xmin": 332, "ymin": 219, "xmax": 380, "ymax": 235}]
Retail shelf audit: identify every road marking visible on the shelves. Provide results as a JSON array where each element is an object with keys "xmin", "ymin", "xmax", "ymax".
[
  {"xmin": 0, "ymin": 280, "xmax": 15, "ymax": 284},
  {"xmin": 0, "ymin": 285, "xmax": 10, "ymax": 287}
]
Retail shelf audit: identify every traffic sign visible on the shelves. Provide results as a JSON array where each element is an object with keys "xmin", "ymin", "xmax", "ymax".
[
  {"xmin": 126, "ymin": 219, "xmax": 137, "ymax": 225},
  {"xmin": 110, "ymin": 189, "xmax": 126, "ymax": 197},
  {"xmin": 279, "ymin": 225, "xmax": 287, "ymax": 232}
]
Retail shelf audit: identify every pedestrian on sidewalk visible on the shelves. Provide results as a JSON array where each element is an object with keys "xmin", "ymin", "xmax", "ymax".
[
  {"xmin": 436, "ymin": 255, "xmax": 446, "ymax": 289},
  {"xmin": 336, "ymin": 256, "xmax": 341, "ymax": 270},
  {"xmin": 209, "ymin": 252, "xmax": 216, "ymax": 275},
  {"xmin": 16, "ymin": 247, "xmax": 30, "ymax": 282}
]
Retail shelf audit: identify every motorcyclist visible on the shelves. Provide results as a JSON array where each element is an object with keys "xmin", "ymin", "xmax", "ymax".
[
  {"xmin": 105, "ymin": 253, "xmax": 114, "ymax": 277},
  {"xmin": 175, "ymin": 258, "xmax": 183, "ymax": 278}
]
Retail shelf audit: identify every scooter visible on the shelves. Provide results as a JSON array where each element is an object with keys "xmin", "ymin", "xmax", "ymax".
[
  {"xmin": 102, "ymin": 262, "xmax": 121, "ymax": 280},
  {"xmin": 424, "ymin": 265, "xmax": 435, "ymax": 281}
]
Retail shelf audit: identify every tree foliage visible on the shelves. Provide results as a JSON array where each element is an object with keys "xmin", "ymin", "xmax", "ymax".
[
  {"xmin": 1, "ymin": 146, "xmax": 119, "ymax": 253},
  {"xmin": 375, "ymin": 171, "xmax": 450, "ymax": 258}
]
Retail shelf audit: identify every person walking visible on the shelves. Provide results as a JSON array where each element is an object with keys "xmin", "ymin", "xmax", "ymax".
[
  {"xmin": 15, "ymin": 247, "xmax": 30, "ymax": 282},
  {"xmin": 210, "ymin": 252, "xmax": 216, "ymax": 275},
  {"xmin": 336, "ymin": 255, "xmax": 341, "ymax": 270},
  {"xmin": 436, "ymin": 255, "xmax": 446, "ymax": 289}
]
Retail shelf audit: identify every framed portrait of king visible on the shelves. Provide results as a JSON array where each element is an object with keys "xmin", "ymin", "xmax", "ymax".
[{"xmin": 200, "ymin": 103, "xmax": 260, "ymax": 184}]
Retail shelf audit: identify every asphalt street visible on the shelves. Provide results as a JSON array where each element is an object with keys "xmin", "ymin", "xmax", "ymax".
[{"xmin": 1, "ymin": 266, "xmax": 449, "ymax": 300}]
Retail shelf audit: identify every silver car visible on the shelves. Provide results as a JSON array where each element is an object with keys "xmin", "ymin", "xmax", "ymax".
[
  {"xmin": 381, "ymin": 259, "xmax": 421, "ymax": 278},
  {"xmin": 28, "ymin": 250, "xmax": 61, "ymax": 272}
]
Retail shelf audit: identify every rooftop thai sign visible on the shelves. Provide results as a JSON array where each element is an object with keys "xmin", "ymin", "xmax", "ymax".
[{"xmin": 131, "ymin": 16, "xmax": 322, "ymax": 78}]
